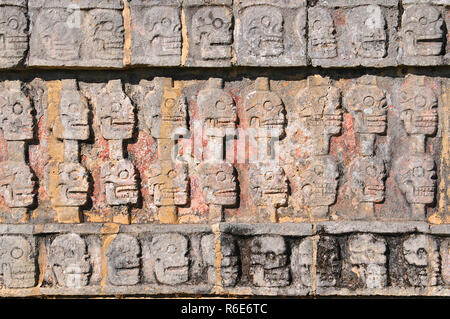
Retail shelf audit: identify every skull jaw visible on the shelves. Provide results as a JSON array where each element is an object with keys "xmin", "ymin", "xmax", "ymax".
[
  {"xmin": 109, "ymin": 267, "xmax": 140, "ymax": 286},
  {"xmin": 310, "ymin": 39, "xmax": 337, "ymax": 59},
  {"xmin": 101, "ymin": 118, "xmax": 134, "ymax": 140},
  {"xmin": 155, "ymin": 264, "xmax": 189, "ymax": 285}
]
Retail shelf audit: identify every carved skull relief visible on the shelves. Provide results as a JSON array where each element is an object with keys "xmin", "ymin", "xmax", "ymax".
[
  {"xmin": 58, "ymin": 80, "xmax": 90, "ymax": 141},
  {"xmin": 147, "ymin": 161, "xmax": 189, "ymax": 207},
  {"xmin": 0, "ymin": 161, "xmax": 35, "ymax": 208},
  {"xmin": 56, "ymin": 163, "xmax": 89, "ymax": 208},
  {"xmin": 0, "ymin": 5, "xmax": 27, "ymax": 60},
  {"xmin": 296, "ymin": 77, "xmax": 342, "ymax": 139},
  {"xmin": 192, "ymin": 7, "xmax": 233, "ymax": 61},
  {"xmin": 403, "ymin": 234, "xmax": 440, "ymax": 287},
  {"xmin": 0, "ymin": 236, "xmax": 35, "ymax": 288},
  {"xmin": 298, "ymin": 156, "xmax": 339, "ymax": 208},
  {"xmin": 348, "ymin": 234, "xmax": 387, "ymax": 288},
  {"xmin": 151, "ymin": 233, "xmax": 189, "ymax": 285},
  {"xmin": 106, "ymin": 234, "xmax": 140, "ymax": 286},
  {"xmin": 87, "ymin": 9, "xmax": 124, "ymax": 61},
  {"xmin": 242, "ymin": 6, "xmax": 284, "ymax": 58},
  {"xmin": 308, "ymin": 7, "xmax": 337, "ymax": 59},
  {"xmin": 244, "ymin": 78, "xmax": 286, "ymax": 138},
  {"xmin": 394, "ymin": 154, "xmax": 436, "ymax": 205},
  {"xmin": 290, "ymin": 238, "xmax": 312, "ymax": 288},
  {"xmin": 440, "ymin": 239, "xmax": 450, "ymax": 285},
  {"xmin": 347, "ymin": 5, "xmax": 387, "ymax": 59},
  {"xmin": 248, "ymin": 164, "xmax": 288, "ymax": 208},
  {"xmin": 96, "ymin": 80, "xmax": 135, "ymax": 140},
  {"xmin": 250, "ymin": 235, "xmax": 290, "ymax": 287},
  {"xmin": 344, "ymin": 78, "xmax": 388, "ymax": 135},
  {"xmin": 401, "ymin": 5, "xmax": 444, "ymax": 57},
  {"xmin": 37, "ymin": 9, "xmax": 81, "ymax": 61},
  {"xmin": 201, "ymin": 234, "xmax": 240, "ymax": 287},
  {"xmin": 49, "ymin": 234, "xmax": 91, "ymax": 288},
  {"xmin": 198, "ymin": 78, "xmax": 237, "ymax": 129},
  {"xmin": 399, "ymin": 76, "xmax": 438, "ymax": 136},
  {"xmin": 349, "ymin": 156, "xmax": 386, "ymax": 203},
  {"xmin": 0, "ymin": 81, "xmax": 33, "ymax": 141},
  {"xmin": 145, "ymin": 6, "xmax": 181, "ymax": 56},
  {"xmin": 317, "ymin": 236, "xmax": 341, "ymax": 287},
  {"xmin": 198, "ymin": 162, "xmax": 238, "ymax": 207},
  {"xmin": 101, "ymin": 159, "xmax": 139, "ymax": 206}
]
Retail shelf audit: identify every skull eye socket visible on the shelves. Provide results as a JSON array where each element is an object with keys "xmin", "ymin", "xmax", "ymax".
[
  {"xmin": 165, "ymin": 98, "xmax": 175, "ymax": 108},
  {"xmin": 10, "ymin": 247, "xmax": 23, "ymax": 259},
  {"xmin": 167, "ymin": 169, "xmax": 176, "ymax": 179},
  {"xmin": 167, "ymin": 244, "xmax": 177, "ymax": 254},
  {"xmin": 261, "ymin": 16, "xmax": 271, "ymax": 28},
  {"xmin": 413, "ymin": 167, "xmax": 424, "ymax": 177},
  {"xmin": 263, "ymin": 100, "xmax": 274, "ymax": 111},
  {"xmin": 101, "ymin": 21, "xmax": 114, "ymax": 32},
  {"xmin": 111, "ymin": 102, "xmax": 121, "ymax": 113},
  {"xmin": 215, "ymin": 100, "xmax": 226, "ymax": 111},
  {"xmin": 318, "ymin": 96, "xmax": 327, "ymax": 107},
  {"xmin": 213, "ymin": 18, "xmax": 223, "ymax": 29},
  {"xmin": 12, "ymin": 102, "xmax": 23, "ymax": 115},
  {"xmin": 216, "ymin": 171, "xmax": 226, "ymax": 182},
  {"xmin": 119, "ymin": 170, "xmax": 130, "ymax": 180},
  {"xmin": 366, "ymin": 165, "xmax": 377, "ymax": 177},
  {"xmin": 312, "ymin": 20, "xmax": 322, "ymax": 31},
  {"xmin": 69, "ymin": 169, "xmax": 80, "ymax": 181},
  {"xmin": 8, "ymin": 17, "xmax": 19, "ymax": 30},
  {"xmin": 400, "ymin": 91, "xmax": 409, "ymax": 102},
  {"xmin": 264, "ymin": 172, "xmax": 273, "ymax": 181},
  {"xmin": 313, "ymin": 165, "xmax": 324, "ymax": 176},
  {"xmin": 414, "ymin": 95, "xmax": 426, "ymax": 108},
  {"xmin": 265, "ymin": 252, "xmax": 276, "ymax": 260},
  {"xmin": 363, "ymin": 96, "xmax": 375, "ymax": 107},
  {"xmin": 417, "ymin": 248, "xmax": 427, "ymax": 258},
  {"xmin": 419, "ymin": 16, "xmax": 428, "ymax": 25},
  {"xmin": 161, "ymin": 17, "xmax": 171, "ymax": 26}
]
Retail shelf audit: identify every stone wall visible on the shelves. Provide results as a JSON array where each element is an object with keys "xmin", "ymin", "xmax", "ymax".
[{"xmin": 0, "ymin": 0, "xmax": 448, "ymax": 297}]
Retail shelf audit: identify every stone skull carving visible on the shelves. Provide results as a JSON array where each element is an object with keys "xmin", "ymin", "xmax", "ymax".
[
  {"xmin": 49, "ymin": 234, "xmax": 91, "ymax": 288},
  {"xmin": 151, "ymin": 233, "xmax": 189, "ymax": 285},
  {"xmin": 0, "ymin": 82, "xmax": 33, "ymax": 141},
  {"xmin": 88, "ymin": 9, "xmax": 124, "ymax": 61},
  {"xmin": 317, "ymin": 236, "xmax": 341, "ymax": 287},
  {"xmin": 290, "ymin": 238, "xmax": 312, "ymax": 288},
  {"xmin": 399, "ymin": 76, "xmax": 438, "ymax": 136},
  {"xmin": 348, "ymin": 234, "xmax": 387, "ymax": 288},
  {"xmin": 296, "ymin": 77, "xmax": 342, "ymax": 142},
  {"xmin": 106, "ymin": 234, "xmax": 140, "ymax": 286},
  {"xmin": 0, "ymin": 4, "xmax": 27, "ymax": 60},
  {"xmin": 201, "ymin": 234, "xmax": 240, "ymax": 287},
  {"xmin": 58, "ymin": 80, "xmax": 90, "ymax": 141},
  {"xmin": 101, "ymin": 159, "xmax": 139, "ymax": 206},
  {"xmin": 440, "ymin": 239, "xmax": 450, "ymax": 285},
  {"xmin": 96, "ymin": 80, "xmax": 135, "ymax": 140},
  {"xmin": 242, "ymin": 6, "xmax": 284, "ymax": 57},
  {"xmin": 0, "ymin": 161, "xmax": 35, "ymax": 208},
  {"xmin": 198, "ymin": 162, "xmax": 238, "ymax": 207},
  {"xmin": 37, "ymin": 9, "xmax": 81, "ymax": 61},
  {"xmin": 56, "ymin": 163, "xmax": 89, "ymax": 207},
  {"xmin": 349, "ymin": 156, "xmax": 386, "ymax": 203},
  {"xmin": 248, "ymin": 164, "xmax": 288, "ymax": 208},
  {"xmin": 147, "ymin": 161, "xmax": 189, "ymax": 207},
  {"xmin": 394, "ymin": 154, "xmax": 436, "ymax": 205},
  {"xmin": 198, "ymin": 78, "xmax": 237, "ymax": 129},
  {"xmin": 250, "ymin": 235, "xmax": 290, "ymax": 287},
  {"xmin": 344, "ymin": 78, "xmax": 388, "ymax": 135},
  {"xmin": 308, "ymin": 7, "xmax": 337, "ymax": 59},
  {"xmin": 0, "ymin": 236, "xmax": 35, "ymax": 288},
  {"xmin": 192, "ymin": 7, "xmax": 233, "ymax": 61},
  {"xmin": 298, "ymin": 156, "xmax": 339, "ymax": 208},
  {"xmin": 245, "ymin": 78, "xmax": 286, "ymax": 138},
  {"xmin": 401, "ymin": 5, "xmax": 444, "ymax": 57},
  {"xmin": 403, "ymin": 234, "xmax": 440, "ymax": 287},
  {"xmin": 145, "ymin": 6, "xmax": 181, "ymax": 56},
  {"xmin": 348, "ymin": 5, "xmax": 387, "ymax": 59}
]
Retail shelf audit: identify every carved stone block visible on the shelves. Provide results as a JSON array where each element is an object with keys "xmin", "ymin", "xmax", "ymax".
[
  {"xmin": 234, "ymin": 0, "xmax": 307, "ymax": 66},
  {"xmin": 308, "ymin": 2, "xmax": 398, "ymax": 67},
  {"xmin": 54, "ymin": 162, "xmax": 89, "ymax": 208},
  {"xmin": 0, "ymin": 161, "xmax": 35, "ymax": 209},
  {"xmin": 130, "ymin": 0, "xmax": 182, "ymax": 66},
  {"xmin": 28, "ymin": 0, "xmax": 124, "ymax": 67},
  {"xmin": 106, "ymin": 234, "xmax": 141, "ymax": 286},
  {"xmin": 0, "ymin": 0, "xmax": 28, "ymax": 68},
  {"xmin": 290, "ymin": 237, "xmax": 312, "ymax": 288},
  {"xmin": 184, "ymin": 0, "xmax": 233, "ymax": 67}
]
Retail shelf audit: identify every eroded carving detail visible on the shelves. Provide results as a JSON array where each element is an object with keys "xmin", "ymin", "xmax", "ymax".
[
  {"xmin": 0, "ymin": 161, "xmax": 34, "ymax": 209},
  {"xmin": 49, "ymin": 234, "xmax": 91, "ymax": 288},
  {"xmin": 317, "ymin": 236, "xmax": 341, "ymax": 288},
  {"xmin": 290, "ymin": 238, "xmax": 312, "ymax": 288},
  {"xmin": 55, "ymin": 162, "xmax": 89, "ymax": 208},
  {"xmin": 101, "ymin": 159, "xmax": 139, "ymax": 206},
  {"xmin": 0, "ymin": 235, "xmax": 35, "ymax": 288},
  {"xmin": 308, "ymin": 7, "xmax": 337, "ymax": 59},
  {"xmin": 250, "ymin": 235, "xmax": 290, "ymax": 287},
  {"xmin": 106, "ymin": 234, "xmax": 140, "ymax": 286}
]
